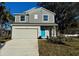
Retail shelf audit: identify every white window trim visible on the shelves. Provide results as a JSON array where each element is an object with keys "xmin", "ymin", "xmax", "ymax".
[
  {"xmin": 19, "ymin": 16, "xmax": 26, "ymax": 23},
  {"xmin": 42, "ymin": 14, "xmax": 49, "ymax": 22},
  {"xmin": 34, "ymin": 14, "xmax": 38, "ymax": 19},
  {"xmin": 15, "ymin": 16, "xmax": 17, "ymax": 22}
]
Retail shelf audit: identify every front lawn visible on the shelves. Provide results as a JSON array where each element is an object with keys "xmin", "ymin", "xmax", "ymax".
[{"xmin": 38, "ymin": 38, "xmax": 79, "ymax": 56}]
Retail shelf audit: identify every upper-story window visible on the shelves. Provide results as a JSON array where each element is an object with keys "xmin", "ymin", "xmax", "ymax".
[
  {"xmin": 34, "ymin": 14, "xmax": 38, "ymax": 19},
  {"xmin": 43, "ymin": 15, "xmax": 48, "ymax": 21},
  {"xmin": 20, "ymin": 15, "xmax": 25, "ymax": 21}
]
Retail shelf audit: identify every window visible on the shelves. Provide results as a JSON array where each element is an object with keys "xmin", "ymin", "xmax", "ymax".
[
  {"xmin": 43, "ymin": 15, "xmax": 48, "ymax": 21},
  {"xmin": 34, "ymin": 14, "xmax": 38, "ymax": 19},
  {"xmin": 20, "ymin": 16, "xmax": 25, "ymax": 21}
]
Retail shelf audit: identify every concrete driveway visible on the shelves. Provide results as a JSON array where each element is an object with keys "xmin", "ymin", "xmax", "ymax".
[{"xmin": 0, "ymin": 39, "xmax": 39, "ymax": 56}]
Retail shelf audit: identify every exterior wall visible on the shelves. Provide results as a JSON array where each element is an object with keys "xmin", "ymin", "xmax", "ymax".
[
  {"xmin": 28, "ymin": 8, "xmax": 55, "ymax": 23},
  {"xmin": 15, "ymin": 15, "xmax": 29, "ymax": 23},
  {"xmin": 15, "ymin": 15, "xmax": 20, "ymax": 22},
  {"xmin": 15, "ymin": 8, "xmax": 55, "ymax": 24}
]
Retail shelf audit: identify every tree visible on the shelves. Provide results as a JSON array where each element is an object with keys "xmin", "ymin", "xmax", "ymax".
[
  {"xmin": 0, "ymin": 2, "xmax": 14, "ymax": 36},
  {"xmin": 37, "ymin": 2, "xmax": 79, "ymax": 33}
]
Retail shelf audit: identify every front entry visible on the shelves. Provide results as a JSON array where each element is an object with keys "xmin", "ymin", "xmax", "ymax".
[{"xmin": 41, "ymin": 26, "xmax": 46, "ymax": 38}]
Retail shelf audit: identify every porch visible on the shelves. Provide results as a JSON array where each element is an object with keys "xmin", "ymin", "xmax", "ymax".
[{"xmin": 38, "ymin": 26, "xmax": 58, "ymax": 39}]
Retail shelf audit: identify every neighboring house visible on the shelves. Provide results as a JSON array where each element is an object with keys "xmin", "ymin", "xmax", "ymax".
[
  {"xmin": 12, "ymin": 7, "xmax": 58, "ymax": 39},
  {"xmin": 2, "ymin": 21, "xmax": 12, "ymax": 31},
  {"xmin": 1, "ymin": 21, "xmax": 12, "ymax": 36}
]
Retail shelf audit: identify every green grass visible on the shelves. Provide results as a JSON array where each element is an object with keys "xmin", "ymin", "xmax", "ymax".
[{"xmin": 38, "ymin": 38, "xmax": 79, "ymax": 56}]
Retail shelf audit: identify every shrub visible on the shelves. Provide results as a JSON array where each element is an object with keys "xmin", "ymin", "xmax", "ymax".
[
  {"xmin": 47, "ymin": 36, "xmax": 65, "ymax": 45},
  {"xmin": 65, "ymin": 37, "xmax": 75, "ymax": 42}
]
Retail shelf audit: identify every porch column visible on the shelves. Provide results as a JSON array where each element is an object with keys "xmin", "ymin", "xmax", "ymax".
[
  {"xmin": 38, "ymin": 27, "xmax": 41, "ymax": 38},
  {"xmin": 49, "ymin": 28, "xmax": 52, "ymax": 38},
  {"xmin": 52, "ymin": 26, "xmax": 57, "ymax": 37}
]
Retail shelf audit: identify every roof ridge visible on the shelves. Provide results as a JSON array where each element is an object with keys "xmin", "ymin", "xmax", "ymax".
[
  {"xmin": 39, "ymin": 7, "xmax": 56, "ymax": 15},
  {"xmin": 24, "ymin": 7, "xmax": 37, "ymax": 13}
]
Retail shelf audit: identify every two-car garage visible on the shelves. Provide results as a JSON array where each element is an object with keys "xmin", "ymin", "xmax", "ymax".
[
  {"xmin": 12, "ymin": 28, "xmax": 37, "ymax": 39},
  {"xmin": 0, "ymin": 24, "xmax": 39, "ymax": 56},
  {"xmin": 12, "ymin": 25, "xmax": 39, "ymax": 39}
]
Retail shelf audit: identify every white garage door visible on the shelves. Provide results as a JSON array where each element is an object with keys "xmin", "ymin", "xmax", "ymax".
[{"xmin": 12, "ymin": 28, "xmax": 38, "ymax": 39}]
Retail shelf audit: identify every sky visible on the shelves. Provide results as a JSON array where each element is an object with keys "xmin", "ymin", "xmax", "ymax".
[{"xmin": 5, "ymin": 2, "xmax": 38, "ymax": 15}]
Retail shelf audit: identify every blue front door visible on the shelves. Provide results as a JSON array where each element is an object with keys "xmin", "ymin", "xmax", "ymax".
[{"xmin": 41, "ymin": 26, "xmax": 45, "ymax": 38}]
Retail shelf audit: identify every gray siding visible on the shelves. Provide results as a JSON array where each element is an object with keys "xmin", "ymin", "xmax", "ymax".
[
  {"xmin": 15, "ymin": 15, "xmax": 20, "ymax": 22},
  {"xmin": 15, "ymin": 15, "xmax": 29, "ymax": 23},
  {"xmin": 28, "ymin": 8, "xmax": 55, "ymax": 23},
  {"xmin": 15, "ymin": 8, "xmax": 55, "ymax": 24}
]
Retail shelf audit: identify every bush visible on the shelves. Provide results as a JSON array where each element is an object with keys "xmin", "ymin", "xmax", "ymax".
[
  {"xmin": 64, "ymin": 37, "xmax": 77, "ymax": 42},
  {"xmin": 47, "ymin": 36, "xmax": 65, "ymax": 45}
]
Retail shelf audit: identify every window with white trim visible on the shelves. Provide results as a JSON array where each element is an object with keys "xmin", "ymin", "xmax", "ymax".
[
  {"xmin": 34, "ymin": 14, "xmax": 38, "ymax": 19},
  {"xmin": 43, "ymin": 15, "xmax": 48, "ymax": 21},
  {"xmin": 20, "ymin": 16, "xmax": 25, "ymax": 21}
]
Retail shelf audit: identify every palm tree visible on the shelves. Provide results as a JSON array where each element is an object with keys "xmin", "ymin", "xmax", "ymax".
[
  {"xmin": 0, "ymin": 2, "xmax": 14, "ymax": 37},
  {"xmin": 0, "ymin": 2, "xmax": 6, "ymax": 36}
]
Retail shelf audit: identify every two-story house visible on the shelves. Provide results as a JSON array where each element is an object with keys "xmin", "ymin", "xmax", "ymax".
[{"xmin": 12, "ymin": 7, "xmax": 58, "ymax": 39}]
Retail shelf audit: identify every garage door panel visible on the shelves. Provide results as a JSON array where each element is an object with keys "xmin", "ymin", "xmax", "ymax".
[{"xmin": 12, "ymin": 28, "xmax": 38, "ymax": 39}]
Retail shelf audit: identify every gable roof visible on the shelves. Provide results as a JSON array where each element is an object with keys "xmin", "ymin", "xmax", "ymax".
[
  {"xmin": 14, "ymin": 7, "xmax": 56, "ymax": 15},
  {"xmin": 24, "ymin": 7, "xmax": 56, "ymax": 15},
  {"xmin": 38, "ymin": 7, "xmax": 56, "ymax": 15},
  {"xmin": 24, "ymin": 7, "xmax": 36, "ymax": 13}
]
